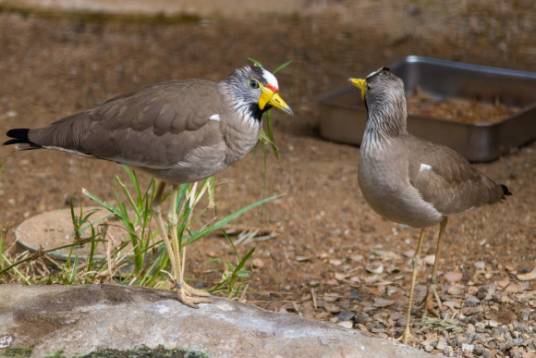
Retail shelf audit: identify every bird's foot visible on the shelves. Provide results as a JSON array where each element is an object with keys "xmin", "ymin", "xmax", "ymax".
[
  {"xmin": 396, "ymin": 327, "xmax": 415, "ymax": 345},
  {"xmin": 183, "ymin": 282, "xmax": 210, "ymax": 297},
  {"xmin": 177, "ymin": 287, "xmax": 212, "ymax": 308},
  {"xmin": 174, "ymin": 280, "xmax": 211, "ymax": 308},
  {"xmin": 423, "ymin": 283, "xmax": 442, "ymax": 318}
]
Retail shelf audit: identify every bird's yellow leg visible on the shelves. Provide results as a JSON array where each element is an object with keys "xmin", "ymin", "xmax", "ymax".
[
  {"xmin": 398, "ymin": 228, "xmax": 426, "ymax": 344},
  {"xmin": 169, "ymin": 184, "xmax": 211, "ymax": 307},
  {"xmin": 152, "ymin": 182, "xmax": 179, "ymax": 282},
  {"xmin": 179, "ymin": 246, "xmax": 210, "ymax": 297},
  {"xmin": 424, "ymin": 217, "xmax": 448, "ymax": 318}
]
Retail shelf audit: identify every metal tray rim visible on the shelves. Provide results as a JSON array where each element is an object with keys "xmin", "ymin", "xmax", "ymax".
[{"xmin": 397, "ymin": 55, "xmax": 536, "ymax": 80}]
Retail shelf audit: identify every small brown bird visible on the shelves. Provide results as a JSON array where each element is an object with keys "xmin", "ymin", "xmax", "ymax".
[
  {"xmin": 4, "ymin": 64, "xmax": 293, "ymax": 307},
  {"xmin": 349, "ymin": 68, "xmax": 511, "ymax": 343}
]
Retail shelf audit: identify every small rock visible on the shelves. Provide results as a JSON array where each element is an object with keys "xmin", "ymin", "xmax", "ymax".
[
  {"xmin": 337, "ymin": 310, "xmax": 355, "ymax": 322},
  {"xmin": 373, "ymin": 249, "xmax": 399, "ymax": 260},
  {"xmin": 329, "ymin": 259, "xmax": 343, "ymax": 266},
  {"xmin": 296, "ymin": 256, "xmax": 312, "ymax": 262},
  {"xmin": 324, "ymin": 303, "xmax": 341, "ymax": 314},
  {"xmin": 447, "ymin": 284, "xmax": 464, "ymax": 296},
  {"xmin": 349, "ymin": 288, "xmax": 362, "ymax": 301},
  {"xmin": 474, "ymin": 261, "xmax": 486, "ymax": 270},
  {"xmin": 349, "ymin": 276, "xmax": 361, "ymax": 284},
  {"xmin": 423, "ymin": 255, "xmax": 435, "ymax": 265},
  {"xmin": 445, "ymin": 271, "xmax": 463, "ymax": 283},
  {"xmin": 402, "ymin": 250, "xmax": 415, "ymax": 258},
  {"xmin": 486, "ymin": 320, "xmax": 499, "ymax": 328},
  {"xmin": 505, "ymin": 283, "xmax": 523, "ymax": 293},
  {"xmin": 353, "ymin": 311, "xmax": 370, "ymax": 324},
  {"xmin": 308, "ymin": 280, "xmax": 320, "ymax": 287},
  {"xmin": 251, "ymin": 258, "xmax": 265, "ymax": 269},
  {"xmin": 466, "ymin": 323, "xmax": 476, "ymax": 334},
  {"xmin": 366, "ymin": 263, "xmax": 384, "ymax": 274},
  {"xmin": 334, "ymin": 272, "xmax": 348, "ymax": 281},
  {"xmin": 373, "ymin": 298, "xmax": 394, "ymax": 308},
  {"xmin": 476, "ymin": 284, "xmax": 495, "ymax": 301},
  {"xmin": 423, "ymin": 343, "xmax": 434, "ymax": 352},
  {"xmin": 464, "ymin": 295, "xmax": 480, "ymax": 307},
  {"xmin": 323, "ymin": 293, "xmax": 339, "ymax": 302},
  {"xmin": 338, "ymin": 320, "xmax": 353, "ymax": 329},
  {"xmin": 516, "ymin": 268, "xmax": 536, "ymax": 281},
  {"xmin": 436, "ymin": 337, "xmax": 447, "ymax": 351},
  {"xmin": 462, "ymin": 343, "xmax": 475, "ymax": 353},
  {"xmin": 520, "ymin": 309, "xmax": 531, "ymax": 321}
]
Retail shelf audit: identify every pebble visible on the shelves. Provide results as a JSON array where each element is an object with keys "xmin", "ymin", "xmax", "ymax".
[
  {"xmin": 324, "ymin": 303, "xmax": 341, "ymax": 314},
  {"xmin": 365, "ymin": 263, "xmax": 384, "ymax": 274},
  {"xmin": 436, "ymin": 338, "xmax": 447, "ymax": 351},
  {"xmin": 476, "ymin": 284, "xmax": 495, "ymax": 300},
  {"xmin": 373, "ymin": 298, "xmax": 394, "ymax": 308},
  {"xmin": 486, "ymin": 320, "xmax": 499, "ymax": 328},
  {"xmin": 329, "ymin": 259, "xmax": 343, "ymax": 266},
  {"xmin": 338, "ymin": 320, "xmax": 353, "ymax": 329},
  {"xmin": 473, "ymin": 344, "xmax": 492, "ymax": 358},
  {"xmin": 337, "ymin": 310, "xmax": 355, "ymax": 322},
  {"xmin": 251, "ymin": 258, "xmax": 265, "ymax": 269},
  {"xmin": 461, "ymin": 343, "xmax": 475, "ymax": 353},
  {"xmin": 464, "ymin": 295, "xmax": 480, "ymax": 307},
  {"xmin": 474, "ymin": 261, "xmax": 486, "ymax": 270},
  {"xmin": 444, "ymin": 271, "xmax": 463, "ymax": 282},
  {"xmin": 423, "ymin": 255, "xmax": 435, "ymax": 265},
  {"xmin": 353, "ymin": 312, "xmax": 370, "ymax": 325}
]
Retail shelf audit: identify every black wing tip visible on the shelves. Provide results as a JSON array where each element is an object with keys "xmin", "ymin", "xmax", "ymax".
[
  {"xmin": 501, "ymin": 184, "xmax": 512, "ymax": 197},
  {"xmin": 4, "ymin": 128, "xmax": 41, "ymax": 148}
]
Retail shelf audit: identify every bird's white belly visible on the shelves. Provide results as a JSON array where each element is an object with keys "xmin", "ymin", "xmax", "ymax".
[{"xmin": 358, "ymin": 158, "xmax": 443, "ymax": 228}]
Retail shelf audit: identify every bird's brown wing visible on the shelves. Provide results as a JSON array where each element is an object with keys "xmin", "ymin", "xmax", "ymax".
[
  {"xmin": 405, "ymin": 135, "xmax": 504, "ymax": 215},
  {"xmin": 28, "ymin": 80, "xmax": 226, "ymax": 168}
]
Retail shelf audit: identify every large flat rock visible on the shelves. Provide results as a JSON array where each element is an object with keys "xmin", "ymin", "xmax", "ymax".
[{"xmin": 0, "ymin": 284, "xmax": 436, "ymax": 357}]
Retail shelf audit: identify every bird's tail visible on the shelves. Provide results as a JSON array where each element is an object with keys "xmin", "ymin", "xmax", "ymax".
[
  {"xmin": 3, "ymin": 128, "xmax": 41, "ymax": 150},
  {"xmin": 500, "ymin": 184, "xmax": 512, "ymax": 199}
]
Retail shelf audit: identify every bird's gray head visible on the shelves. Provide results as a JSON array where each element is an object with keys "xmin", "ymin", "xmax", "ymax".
[
  {"xmin": 349, "ymin": 67, "xmax": 407, "ymax": 137},
  {"xmin": 222, "ymin": 65, "xmax": 293, "ymax": 124}
]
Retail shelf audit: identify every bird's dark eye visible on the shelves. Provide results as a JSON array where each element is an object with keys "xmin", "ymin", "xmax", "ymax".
[{"xmin": 249, "ymin": 79, "xmax": 259, "ymax": 89}]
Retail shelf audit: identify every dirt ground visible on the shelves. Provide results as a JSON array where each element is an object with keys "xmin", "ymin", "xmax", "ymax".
[{"xmin": 0, "ymin": 2, "xmax": 535, "ymax": 356}]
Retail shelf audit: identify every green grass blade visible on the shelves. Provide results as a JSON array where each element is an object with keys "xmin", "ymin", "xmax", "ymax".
[
  {"xmin": 273, "ymin": 59, "xmax": 292, "ymax": 74},
  {"xmin": 123, "ymin": 166, "xmax": 143, "ymax": 206},
  {"xmin": 82, "ymin": 188, "xmax": 118, "ymax": 215},
  {"xmin": 115, "ymin": 175, "xmax": 140, "ymax": 218},
  {"xmin": 248, "ymin": 58, "xmax": 264, "ymax": 67}
]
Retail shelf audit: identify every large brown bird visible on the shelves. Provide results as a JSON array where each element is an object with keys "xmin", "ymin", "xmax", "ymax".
[
  {"xmin": 4, "ymin": 64, "xmax": 293, "ymax": 307},
  {"xmin": 349, "ymin": 68, "xmax": 510, "ymax": 343}
]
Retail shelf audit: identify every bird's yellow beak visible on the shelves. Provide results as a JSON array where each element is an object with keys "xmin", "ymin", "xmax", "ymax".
[
  {"xmin": 259, "ymin": 84, "xmax": 293, "ymax": 115},
  {"xmin": 349, "ymin": 78, "xmax": 367, "ymax": 101}
]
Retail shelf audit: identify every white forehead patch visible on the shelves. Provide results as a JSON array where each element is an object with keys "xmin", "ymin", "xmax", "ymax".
[
  {"xmin": 261, "ymin": 68, "xmax": 279, "ymax": 90},
  {"xmin": 366, "ymin": 67, "xmax": 384, "ymax": 79}
]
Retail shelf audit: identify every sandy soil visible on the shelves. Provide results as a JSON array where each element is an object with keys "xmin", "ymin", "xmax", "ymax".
[{"xmin": 0, "ymin": 2, "xmax": 535, "ymax": 356}]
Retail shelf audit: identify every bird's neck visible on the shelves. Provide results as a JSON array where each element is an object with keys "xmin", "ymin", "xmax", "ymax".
[{"xmin": 363, "ymin": 98, "xmax": 408, "ymax": 146}]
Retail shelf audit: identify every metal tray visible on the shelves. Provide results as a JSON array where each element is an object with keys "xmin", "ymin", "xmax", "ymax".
[{"xmin": 318, "ymin": 55, "xmax": 536, "ymax": 162}]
